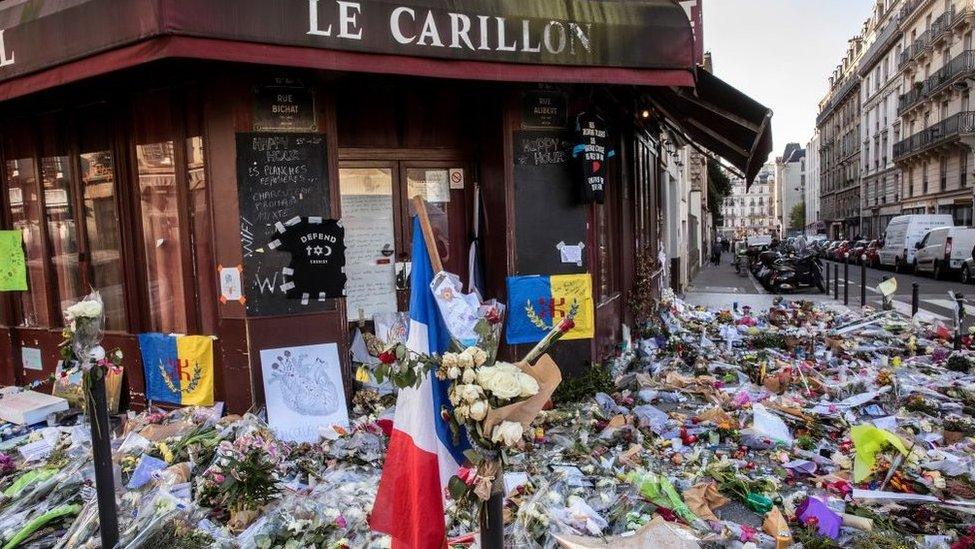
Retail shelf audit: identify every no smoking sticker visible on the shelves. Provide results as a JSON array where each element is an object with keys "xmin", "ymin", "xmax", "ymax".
[{"xmin": 449, "ymin": 168, "xmax": 464, "ymax": 189}]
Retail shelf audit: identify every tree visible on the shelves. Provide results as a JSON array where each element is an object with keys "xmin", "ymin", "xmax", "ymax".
[
  {"xmin": 706, "ymin": 159, "xmax": 732, "ymax": 224},
  {"xmin": 789, "ymin": 201, "xmax": 806, "ymax": 231}
]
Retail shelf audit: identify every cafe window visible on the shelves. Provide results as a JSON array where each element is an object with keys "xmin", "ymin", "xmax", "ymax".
[
  {"xmin": 3, "ymin": 123, "xmax": 49, "ymax": 327},
  {"xmin": 132, "ymin": 89, "xmax": 214, "ymax": 335}
]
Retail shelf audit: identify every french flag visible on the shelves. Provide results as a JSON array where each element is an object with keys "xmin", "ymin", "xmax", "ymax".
[{"xmin": 371, "ymin": 216, "xmax": 471, "ymax": 548}]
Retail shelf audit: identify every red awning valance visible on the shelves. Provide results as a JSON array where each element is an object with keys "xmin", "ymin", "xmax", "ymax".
[{"xmin": 0, "ymin": 0, "xmax": 697, "ymax": 101}]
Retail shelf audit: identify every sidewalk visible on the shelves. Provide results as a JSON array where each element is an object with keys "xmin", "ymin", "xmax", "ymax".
[{"xmin": 683, "ymin": 251, "xmax": 845, "ymax": 311}]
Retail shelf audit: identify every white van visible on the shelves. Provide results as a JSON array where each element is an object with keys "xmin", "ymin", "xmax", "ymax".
[
  {"xmin": 878, "ymin": 214, "xmax": 953, "ymax": 271},
  {"xmin": 913, "ymin": 226, "xmax": 975, "ymax": 279}
]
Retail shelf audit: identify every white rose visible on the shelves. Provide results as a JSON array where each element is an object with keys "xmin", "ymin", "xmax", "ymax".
[
  {"xmin": 449, "ymin": 388, "xmax": 462, "ymax": 406},
  {"xmin": 66, "ymin": 300, "xmax": 102, "ymax": 319},
  {"xmin": 516, "ymin": 372, "xmax": 539, "ymax": 398},
  {"xmin": 491, "ymin": 421, "xmax": 524, "ymax": 447},
  {"xmin": 469, "ymin": 347, "xmax": 488, "ymax": 367},
  {"xmin": 495, "ymin": 361, "xmax": 520, "ymax": 374},
  {"xmin": 468, "ymin": 400, "xmax": 489, "ymax": 421},
  {"xmin": 462, "ymin": 368, "xmax": 476, "ymax": 384},
  {"xmin": 485, "ymin": 370, "xmax": 522, "ymax": 400},
  {"xmin": 476, "ymin": 366, "xmax": 500, "ymax": 388},
  {"xmin": 446, "ymin": 366, "xmax": 461, "ymax": 380},
  {"xmin": 459, "ymin": 384, "xmax": 484, "ymax": 404},
  {"xmin": 441, "ymin": 353, "xmax": 459, "ymax": 369},
  {"xmin": 454, "ymin": 404, "xmax": 469, "ymax": 423},
  {"xmin": 457, "ymin": 352, "xmax": 474, "ymax": 370}
]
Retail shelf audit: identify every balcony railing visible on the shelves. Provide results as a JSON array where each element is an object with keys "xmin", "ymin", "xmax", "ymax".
[
  {"xmin": 897, "ymin": 50, "xmax": 975, "ymax": 114},
  {"xmin": 898, "ymin": 6, "xmax": 962, "ymax": 69},
  {"xmin": 893, "ymin": 110, "xmax": 975, "ymax": 161}
]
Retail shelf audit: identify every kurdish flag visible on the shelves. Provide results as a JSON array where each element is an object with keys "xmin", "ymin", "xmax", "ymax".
[
  {"xmin": 505, "ymin": 273, "xmax": 595, "ymax": 345},
  {"xmin": 138, "ymin": 333, "xmax": 215, "ymax": 406}
]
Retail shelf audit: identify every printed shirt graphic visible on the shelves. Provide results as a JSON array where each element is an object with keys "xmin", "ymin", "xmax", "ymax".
[
  {"xmin": 572, "ymin": 111, "xmax": 616, "ymax": 204},
  {"xmin": 139, "ymin": 333, "xmax": 215, "ymax": 406},
  {"xmin": 505, "ymin": 273, "xmax": 595, "ymax": 344},
  {"xmin": 269, "ymin": 217, "xmax": 347, "ymax": 302}
]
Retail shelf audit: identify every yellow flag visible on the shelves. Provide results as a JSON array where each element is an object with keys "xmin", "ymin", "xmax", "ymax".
[
  {"xmin": 850, "ymin": 424, "xmax": 908, "ymax": 482},
  {"xmin": 175, "ymin": 335, "xmax": 215, "ymax": 406},
  {"xmin": 549, "ymin": 273, "xmax": 595, "ymax": 340}
]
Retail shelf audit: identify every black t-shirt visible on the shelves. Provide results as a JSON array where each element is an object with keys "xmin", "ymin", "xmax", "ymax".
[
  {"xmin": 270, "ymin": 217, "xmax": 347, "ymax": 302},
  {"xmin": 572, "ymin": 111, "xmax": 616, "ymax": 204}
]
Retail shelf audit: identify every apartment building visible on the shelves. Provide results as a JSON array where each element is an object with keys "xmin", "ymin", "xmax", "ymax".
[
  {"xmin": 776, "ymin": 143, "xmax": 807, "ymax": 237},
  {"xmin": 720, "ymin": 164, "xmax": 778, "ymax": 238},
  {"xmin": 818, "ymin": 27, "xmax": 869, "ymax": 239},
  {"xmin": 859, "ymin": 0, "xmax": 906, "ymax": 239},
  {"xmin": 893, "ymin": 0, "xmax": 975, "ymax": 226},
  {"xmin": 805, "ymin": 130, "xmax": 824, "ymax": 234}
]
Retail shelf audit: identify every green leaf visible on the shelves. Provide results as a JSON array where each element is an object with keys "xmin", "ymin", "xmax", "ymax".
[
  {"xmin": 463, "ymin": 449, "xmax": 483, "ymax": 464},
  {"xmin": 447, "ymin": 475, "xmax": 469, "ymax": 500}
]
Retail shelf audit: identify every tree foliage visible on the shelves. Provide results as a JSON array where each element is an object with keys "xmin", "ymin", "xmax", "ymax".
[
  {"xmin": 789, "ymin": 201, "xmax": 806, "ymax": 230},
  {"xmin": 707, "ymin": 160, "xmax": 732, "ymax": 224}
]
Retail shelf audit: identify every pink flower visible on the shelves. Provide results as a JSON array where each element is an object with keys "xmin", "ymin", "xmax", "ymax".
[
  {"xmin": 458, "ymin": 466, "xmax": 478, "ymax": 486},
  {"xmin": 212, "ymin": 472, "xmax": 225, "ymax": 483},
  {"xmin": 335, "ymin": 515, "xmax": 347, "ymax": 529}
]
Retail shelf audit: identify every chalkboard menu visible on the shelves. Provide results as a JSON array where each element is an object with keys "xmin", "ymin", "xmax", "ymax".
[
  {"xmin": 513, "ymin": 130, "xmax": 586, "ymax": 275},
  {"xmin": 236, "ymin": 132, "xmax": 330, "ymax": 317},
  {"xmin": 253, "ymin": 80, "xmax": 317, "ymax": 132}
]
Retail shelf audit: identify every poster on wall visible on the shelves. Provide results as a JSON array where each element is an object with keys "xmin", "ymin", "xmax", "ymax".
[
  {"xmin": 340, "ymin": 191, "xmax": 398, "ymax": 322},
  {"xmin": 505, "ymin": 273, "xmax": 595, "ymax": 345},
  {"xmin": 236, "ymin": 132, "xmax": 331, "ymax": 316},
  {"xmin": 0, "ymin": 230, "xmax": 27, "ymax": 291},
  {"xmin": 260, "ymin": 343, "xmax": 349, "ymax": 443},
  {"xmin": 268, "ymin": 216, "xmax": 347, "ymax": 305}
]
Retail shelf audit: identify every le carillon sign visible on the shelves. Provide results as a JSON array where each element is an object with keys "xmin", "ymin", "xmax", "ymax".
[{"xmin": 0, "ymin": 0, "xmax": 693, "ymax": 83}]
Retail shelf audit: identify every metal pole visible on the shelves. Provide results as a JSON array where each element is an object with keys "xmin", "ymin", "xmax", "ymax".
[
  {"xmin": 953, "ymin": 291, "xmax": 964, "ymax": 350},
  {"xmin": 911, "ymin": 283, "xmax": 919, "ymax": 316},
  {"xmin": 860, "ymin": 258, "xmax": 867, "ymax": 307},
  {"xmin": 843, "ymin": 256, "xmax": 849, "ymax": 305},
  {"xmin": 85, "ymin": 371, "xmax": 119, "ymax": 548},
  {"xmin": 480, "ymin": 478, "xmax": 505, "ymax": 549},
  {"xmin": 825, "ymin": 260, "xmax": 830, "ymax": 294},
  {"xmin": 833, "ymin": 264, "xmax": 839, "ymax": 300}
]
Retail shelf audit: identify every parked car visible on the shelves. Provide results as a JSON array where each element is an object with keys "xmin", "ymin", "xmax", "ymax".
[
  {"xmin": 863, "ymin": 240, "xmax": 882, "ymax": 267},
  {"xmin": 962, "ymin": 257, "xmax": 974, "ymax": 284},
  {"xmin": 848, "ymin": 240, "xmax": 869, "ymax": 263},
  {"xmin": 878, "ymin": 214, "xmax": 954, "ymax": 271},
  {"xmin": 830, "ymin": 240, "xmax": 852, "ymax": 261},
  {"xmin": 913, "ymin": 226, "xmax": 976, "ymax": 279}
]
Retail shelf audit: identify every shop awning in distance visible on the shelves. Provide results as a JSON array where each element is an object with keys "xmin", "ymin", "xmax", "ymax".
[
  {"xmin": 647, "ymin": 67, "xmax": 773, "ymax": 185},
  {"xmin": 0, "ymin": 0, "xmax": 698, "ymax": 101}
]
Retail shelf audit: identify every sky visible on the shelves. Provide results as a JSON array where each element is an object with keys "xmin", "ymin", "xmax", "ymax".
[{"xmin": 703, "ymin": 0, "xmax": 874, "ymax": 160}]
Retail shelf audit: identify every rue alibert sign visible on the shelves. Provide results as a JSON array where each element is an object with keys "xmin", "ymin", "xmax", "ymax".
[{"xmin": 0, "ymin": 0, "xmax": 692, "ymax": 83}]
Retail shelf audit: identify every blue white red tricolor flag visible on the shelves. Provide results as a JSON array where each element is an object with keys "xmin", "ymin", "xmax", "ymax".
[{"xmin": 370, "ymin": 216, "xmax": 470, "ymax": 548}]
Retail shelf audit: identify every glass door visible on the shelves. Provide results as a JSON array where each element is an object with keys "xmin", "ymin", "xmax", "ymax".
[{"xmin": 339, "ymin": 161, "xmax": 469, "ymax": 326}]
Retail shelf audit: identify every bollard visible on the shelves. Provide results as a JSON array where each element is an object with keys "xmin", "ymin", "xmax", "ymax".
[
  {"xmin": 953, "ymin": 291, "xmax": 964, "ymax": 350},
  {"xmin": 860, "ymin": 257, "xmax": 867, "ymax": 307},
  {"xmin": 825, "ymin": 261, "xmax": 830, "ymax": 294},
  {"xmin": 833, "ymin": 264, "xmax": 839, "ymax": 300},
  {"xmin": 911, "ymin": 283, "xmax": 919, "ymax": 316},
  {"xmin": 843, "ymin": 255, "xmax": 849, "ymax": 305}
]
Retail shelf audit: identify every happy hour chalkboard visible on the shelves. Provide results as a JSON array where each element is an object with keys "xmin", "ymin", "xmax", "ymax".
[
  {"xmin": 513, "ymin": 130, "xmax": 586, "ymax": 275},
  {"xmin": 236, "ymin": 132, "xmax": 331, "ymax": 316}
]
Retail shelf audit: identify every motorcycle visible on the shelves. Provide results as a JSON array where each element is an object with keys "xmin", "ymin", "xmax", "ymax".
[{"xmin": 766, "ymin": 253, "xmax": 825, "ymax": 293}]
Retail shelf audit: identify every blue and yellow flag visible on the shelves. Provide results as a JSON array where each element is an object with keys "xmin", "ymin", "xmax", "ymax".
[
  {"xmin": 138, "ymin": 333, "xmax": 215, "ymax": 406},
  {"xmin": 505, "ymin": 273, "xmax": 595, "ymax": 345}
]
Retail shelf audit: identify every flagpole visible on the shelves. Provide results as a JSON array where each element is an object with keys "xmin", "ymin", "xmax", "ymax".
[{"xmin": 412, "ymin": 195, "xmax": 443, "ymax": 273}]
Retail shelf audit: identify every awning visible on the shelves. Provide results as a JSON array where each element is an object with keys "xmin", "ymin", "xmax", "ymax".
[
  {"xmin": 645, "ymin": 67, "xmax": 773, "ymax": 185},
  {"xmin": 0, "ymin": 0, "xmax": 697, "ymax": 101}
]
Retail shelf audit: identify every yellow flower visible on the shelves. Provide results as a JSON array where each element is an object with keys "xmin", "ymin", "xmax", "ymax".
[
  {"xmin": 158, "ymin": 442, "xmax": 174, "ymax": 464},
  {"xmin": 355, "ymin": 366, "xmax": 371, "ymax": 383}
]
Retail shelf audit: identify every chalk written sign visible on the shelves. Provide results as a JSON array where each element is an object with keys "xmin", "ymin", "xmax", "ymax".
[
  {"xmin": 514, "ymin": 130, "xmax": 573, "ymax": 166},
  {"xmin": 253, "ymin": 82, "xmax": 317, "ymax": 132},
  {"xmin": 522, "ymin": 90, "xmax": 567, "ymax": 128},
  {"xmin": 236, "ymin": 132, "xmax": 331, "ymax": 317}
]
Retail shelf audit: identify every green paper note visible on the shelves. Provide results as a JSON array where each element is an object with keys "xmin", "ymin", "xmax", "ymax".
[{"xmin": 0, "ymin": 230, "xmax": 27, "ymax": 291}]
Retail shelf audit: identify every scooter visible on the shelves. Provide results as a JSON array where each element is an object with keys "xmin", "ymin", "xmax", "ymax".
[{"xmin": 767, "ymin": 254, "xmax": 825, "ymax": 293}]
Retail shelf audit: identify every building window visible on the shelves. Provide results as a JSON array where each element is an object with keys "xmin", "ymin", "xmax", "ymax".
[
  {"xmin": 962, "ymin": 151, "xmax": 970, "ymax": 188},
  {"xmin": 922, "ymin": 161, "xmax": 929, "ymax": 193},
  {"xmin": 940, "ymin": 155, "xmax": 948, "ymax": 190}
]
